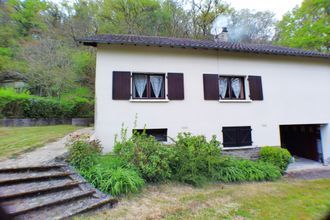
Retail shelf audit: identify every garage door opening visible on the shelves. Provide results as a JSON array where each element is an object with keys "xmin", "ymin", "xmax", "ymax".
[{"xmin": 279, "ymin": 124, "xmax": 323, "ymax": 162}]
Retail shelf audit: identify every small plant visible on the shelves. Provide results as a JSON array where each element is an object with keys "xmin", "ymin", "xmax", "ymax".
[
  {"xmin": 173, "ymin": 133, "xmax": 221, "ymax": 186},
  {"xmin": 259, "ymin": 146, "xmax": 291, "ymax": 173},
  {"xmin": 66, "ymin": 134, "xmax": 102, "ymax": 170},
  {"xmin": 114, "ymin": 127, "xmax": 176, "ymax": 182},
  {"xmin": 210, "ymin": 156, "xmax": 281, "ymax": 182},
  {"xmin": 79, "ymin": 154, "xmax": 144, "ymax": 196}
]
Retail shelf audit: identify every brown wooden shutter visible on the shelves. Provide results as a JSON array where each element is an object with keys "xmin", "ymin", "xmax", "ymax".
[
  {"xmin": 112, "ymin": 71, "xmax": 131, "ymax": 100},
  {"xmin": 203, "ymin": 74, "xmax": 219, "ymax": 100},
  {"xmin": 248, "ymin": 75, "xmax": 263, "ymax": 100},
  {"xmin": 167, "ymin": 73, "xmax": 184, "ymax": 100}
]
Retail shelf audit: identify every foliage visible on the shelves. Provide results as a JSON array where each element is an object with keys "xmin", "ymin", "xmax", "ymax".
[
  {"xmin": 76, "ymin": 153, "xmax": 145, "ymax": 196},
  {"xmin": 68, "ymin": 131, "xmax": 286, "ymax": 197},
  {"xmin": 0, "ymin": 88, "xmax": 94, "ymax": 118},
  {"xmin": 259, "ymin": 146, "xmax": 291, "ymax": 173},
  {"xmin": 210, "ymin": 156, "xmax": 281, "ymax": 182},
  {"xmin": 275, "ymin": 0, "xmax": 330, "ymax": 52},
  {"xmin": 172, "ymin": 132, "xmax": 221, "ymax": 186},
  {"xmin": 114, "ymin": 128, "xmax": 176, "ymax": 182},
  {"xmin": 67, "ymin": 134, "xmax": 102, "ymax": 170},
  {"xmin": 81, "ymin": 166, "xmax": 145, "ymax": 196}
]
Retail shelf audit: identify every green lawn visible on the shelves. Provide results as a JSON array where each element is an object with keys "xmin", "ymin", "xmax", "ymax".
[
  {"xmin": 78, "ymin": 179, "xmax": 330, "ymax": 220},
  {"xmin": 0, "ymin": 125, "xmax": 82, "ymax": 159}
]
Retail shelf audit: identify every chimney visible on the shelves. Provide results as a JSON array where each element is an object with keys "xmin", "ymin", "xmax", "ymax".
[{"xmin": 214, "ymin": 27, "xmax": 229, "ymax": 42}]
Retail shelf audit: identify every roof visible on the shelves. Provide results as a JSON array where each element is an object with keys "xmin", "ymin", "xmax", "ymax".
[
  {"xmin": 0, "ymin": 71, "xmax": 26, "ymax": 82},
  {"xmin": 79, "ymin": 34, "xmax": 330, "ymax": 59}
]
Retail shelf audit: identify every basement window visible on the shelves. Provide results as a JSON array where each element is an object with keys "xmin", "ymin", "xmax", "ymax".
[
  {"xmin": 222, "ymin": 126, "xmax": 252, "ymax": 147},
  {"xmin": 133, "ymin": 128, "xmax": 168, "ymax": 141}
]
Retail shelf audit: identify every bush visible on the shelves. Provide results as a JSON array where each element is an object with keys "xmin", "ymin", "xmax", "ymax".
[
  {"xmin": 79, "ymin": 154, "xmax": 144, "ymax": 196},
  {"xmin": 67, "ymin": 134, "xmax": 102, "ymax": 170},
  {"xmin": 210, "ymin": 156, "xmax": 281, "ymax": 182},
  {"xmin": 259, "ymin": 146, "xmax": 291, "ymax": 173},
  {"xmin": 83, "ymin": 167, "xmax": 144, "ymax": 196},
  {"xmin": 114, "ymin": 129, "xmax": 176, "ymax": 182},
  {"xmin": 172, "ymin": 133, "xmax": 221, "ymax": 186},
  {"xmin": 0, "ymin": 88, "xmax": 93, "ymax": 119}
]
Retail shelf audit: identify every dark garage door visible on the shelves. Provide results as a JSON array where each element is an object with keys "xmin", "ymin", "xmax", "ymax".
[{"xmin": 280, "ymin": 124, "xmax": 321, "ymax": 161}]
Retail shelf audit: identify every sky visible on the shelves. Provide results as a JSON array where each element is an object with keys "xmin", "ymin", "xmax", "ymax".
[{"xmin": 225, "ymin": 0, "xmax": 303, "ymax": 19}]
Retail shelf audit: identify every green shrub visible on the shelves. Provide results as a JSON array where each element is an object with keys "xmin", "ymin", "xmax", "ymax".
[
  {"xmin": 81, "ymin": 167, "xmax": 144, "ymax": 196},
  {"xmin": 173, "ymin": 133, "xmax": 221, "ymax": 186},
  {"xmin": 114, "ymin": 129, "xmax": 175, "ymax": 182},
  {"xmin": 79, "ymin": 154, "xmax": 144, "ymax": 196},
  {"xmin": 0, "ymin": 88, "xmax": 93, "ymax": 118},
  {"xmin": 259, "ymin": 146, "xmax": 291, "ymax": 173},
  {"xmin": 67, "ymin": 134, "xmax": 102, "ymax": 170},
  {"xmin": 210, "ymin": 156, "xmax": 281, "ymax": 182}
]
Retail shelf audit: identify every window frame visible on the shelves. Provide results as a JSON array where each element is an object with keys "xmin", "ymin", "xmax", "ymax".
[
  {"xmin": 222, "ymin": 126, "xmax": 253, "ymax": 147},
  {"xmin": 131, "ymin": 72, "xmax": 166, "ymax": 100},
  {"xmin": 219, "ymin": 75, "xmax": 246, "ymax": 100},
  {"xmin": 133, "ymin": 128, "xmax": 168, "ymax": 142}
]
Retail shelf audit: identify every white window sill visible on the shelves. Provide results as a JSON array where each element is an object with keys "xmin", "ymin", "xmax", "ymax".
[
  {"xmin": 129, "ymin": 99, "xmax": 170, "ymax": 103},
  {"xmin": 219, "ymin": 99, "xmax": 252, "ymax": 103},
  {"xmin": 222, "ymin": 145, "xmax": 259, "ymax": 150}
]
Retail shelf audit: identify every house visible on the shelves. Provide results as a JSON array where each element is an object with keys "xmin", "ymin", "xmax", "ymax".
[
  {"xmin": 79, "ymin": 33, "xmax": 330, "ymax": 163},
  {"xmin": 0, "ymin": 71, "xmax": 27, "ymax": 91}
]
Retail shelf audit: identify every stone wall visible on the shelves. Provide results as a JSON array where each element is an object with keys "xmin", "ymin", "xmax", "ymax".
[
  {"xmin": 222, "ymin": 147, "xmax": 261, "ymax": 160},
  {"xmin": 0, "ymin": 118, "xmax": 72, "ymax": 127}
]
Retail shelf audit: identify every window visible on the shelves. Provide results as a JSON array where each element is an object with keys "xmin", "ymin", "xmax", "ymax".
[
  {"xmin": 132, "ymin": 73, "xmax": 165, "ymax": 99},
  {"xmin": 203, "ymin": 74, "xmax": 263, "ymax": 101},
  {"xmin": 222, "ymin": 126, "xmax": 252, "ymax": 147},
  {"xmin": 133, "ymin": 129, "xmax": 168, "ymax": 141},
  {"xmin": 113, "ymin": 71, "xmax": 184, "ymax": 101},
  {"xmin": 219, "ymin": 76, "xmax": 245, "ymax": 100}
]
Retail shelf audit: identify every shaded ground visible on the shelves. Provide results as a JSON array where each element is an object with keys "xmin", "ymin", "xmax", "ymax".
[
  {"xmin": 77, "ymin": 178, "xmax": 330, "ymax": 220},
  {"xmin": 0, "ymin": 126, "xmax": 92, "ymax": 167}
]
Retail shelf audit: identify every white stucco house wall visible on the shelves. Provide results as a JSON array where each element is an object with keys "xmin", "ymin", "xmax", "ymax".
[{"xmin": 80, "ymin": 34, "xmax": 330, "ymax": 163}]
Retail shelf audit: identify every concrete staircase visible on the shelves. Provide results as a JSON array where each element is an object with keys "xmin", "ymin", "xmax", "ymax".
[{"xmin": 0, "ymin": 164, "xmax": 117, "ymax": 219}]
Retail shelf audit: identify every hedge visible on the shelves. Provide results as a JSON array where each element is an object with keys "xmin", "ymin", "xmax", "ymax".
[{"xmin": 0, "ymin": 88, "xmax": 93, "ymax": 119}]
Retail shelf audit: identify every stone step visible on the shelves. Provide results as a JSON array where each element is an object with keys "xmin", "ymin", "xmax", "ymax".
[
  {"xmin": 17, "ymin": 195, "xmax": 118, "ymax": 220},
  {"xmin": 0, "ymin": 164, "xmax": 66, "ymax": 173},
  {"xmin": 0, "ymin": 171, "xmax": 74, "ymax": 185},
  {"xmin": 0, "ymin": 163, "xmax": 118, "ymax": 219},
  {"xmin": 0, "ymin": 180, "xmax": 85, "ymax": 200},
  {"xmin": 6, "ymin": 189, "xmax": 95, "ymax": 216},
  {"xmin": 0, "ymin": 178, "xmax": 72, "ymax": 197}
]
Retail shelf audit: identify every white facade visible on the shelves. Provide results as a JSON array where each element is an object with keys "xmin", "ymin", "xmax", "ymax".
[{"xmin": 94, "ymin": 44, "xmax": 330, "ymax": 162}]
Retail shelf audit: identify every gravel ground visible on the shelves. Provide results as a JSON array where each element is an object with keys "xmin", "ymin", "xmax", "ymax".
[{"xmin": 0, "ymin": 127, "xmax": 93, "ymax": 168}]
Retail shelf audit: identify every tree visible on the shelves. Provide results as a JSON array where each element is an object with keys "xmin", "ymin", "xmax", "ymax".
[
  {"xmin": 275, "ymin": 0, "xmax": 330, "ymax": 52},
  {"xmin": 7, "ymin": 0, "xmax": 48, "ymax": 37},
  {"xmin": 0, "ymin": 0, "xmax": 26, "ymax": 72},
  {"xmin": 20, "ymin": 39, "xmax": 76, "ymax": 97},
  {"xmin": 188, "ymin": 0, "xmax": 232, "ymax": 39},
  {"xmin": 98, "ymin": 0, "xmax": 163, "ymax": 35}
]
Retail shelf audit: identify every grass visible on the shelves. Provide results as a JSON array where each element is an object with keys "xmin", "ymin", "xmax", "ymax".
[
  {"xmin": 77, "ymin": 178, "xmax": 330, "ymax": 220},
  {"xmin": 0, "ymin": 125, "xmax": 82, "ymax": 159}
]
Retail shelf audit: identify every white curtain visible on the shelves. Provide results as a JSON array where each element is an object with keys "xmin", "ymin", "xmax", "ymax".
[
  {"xmin": 231, "ymin": 78, "xmax": 241, "ymax": 98},
  {"xmin": 219, "ymin": 77, "xmax": 228, "ymax": 99},
  {"xmin": 150, "ymin": 75, "xmax": 163, "ymax": 98},
  {"xmin": 134, "ymin": 75, "xmax": 147, "ymax": 98}
]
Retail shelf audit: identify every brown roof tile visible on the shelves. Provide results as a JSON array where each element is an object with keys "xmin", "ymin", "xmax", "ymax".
[{"xmin": 79, "ymin": 34, "xmax": 330, "ymax": 59}]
